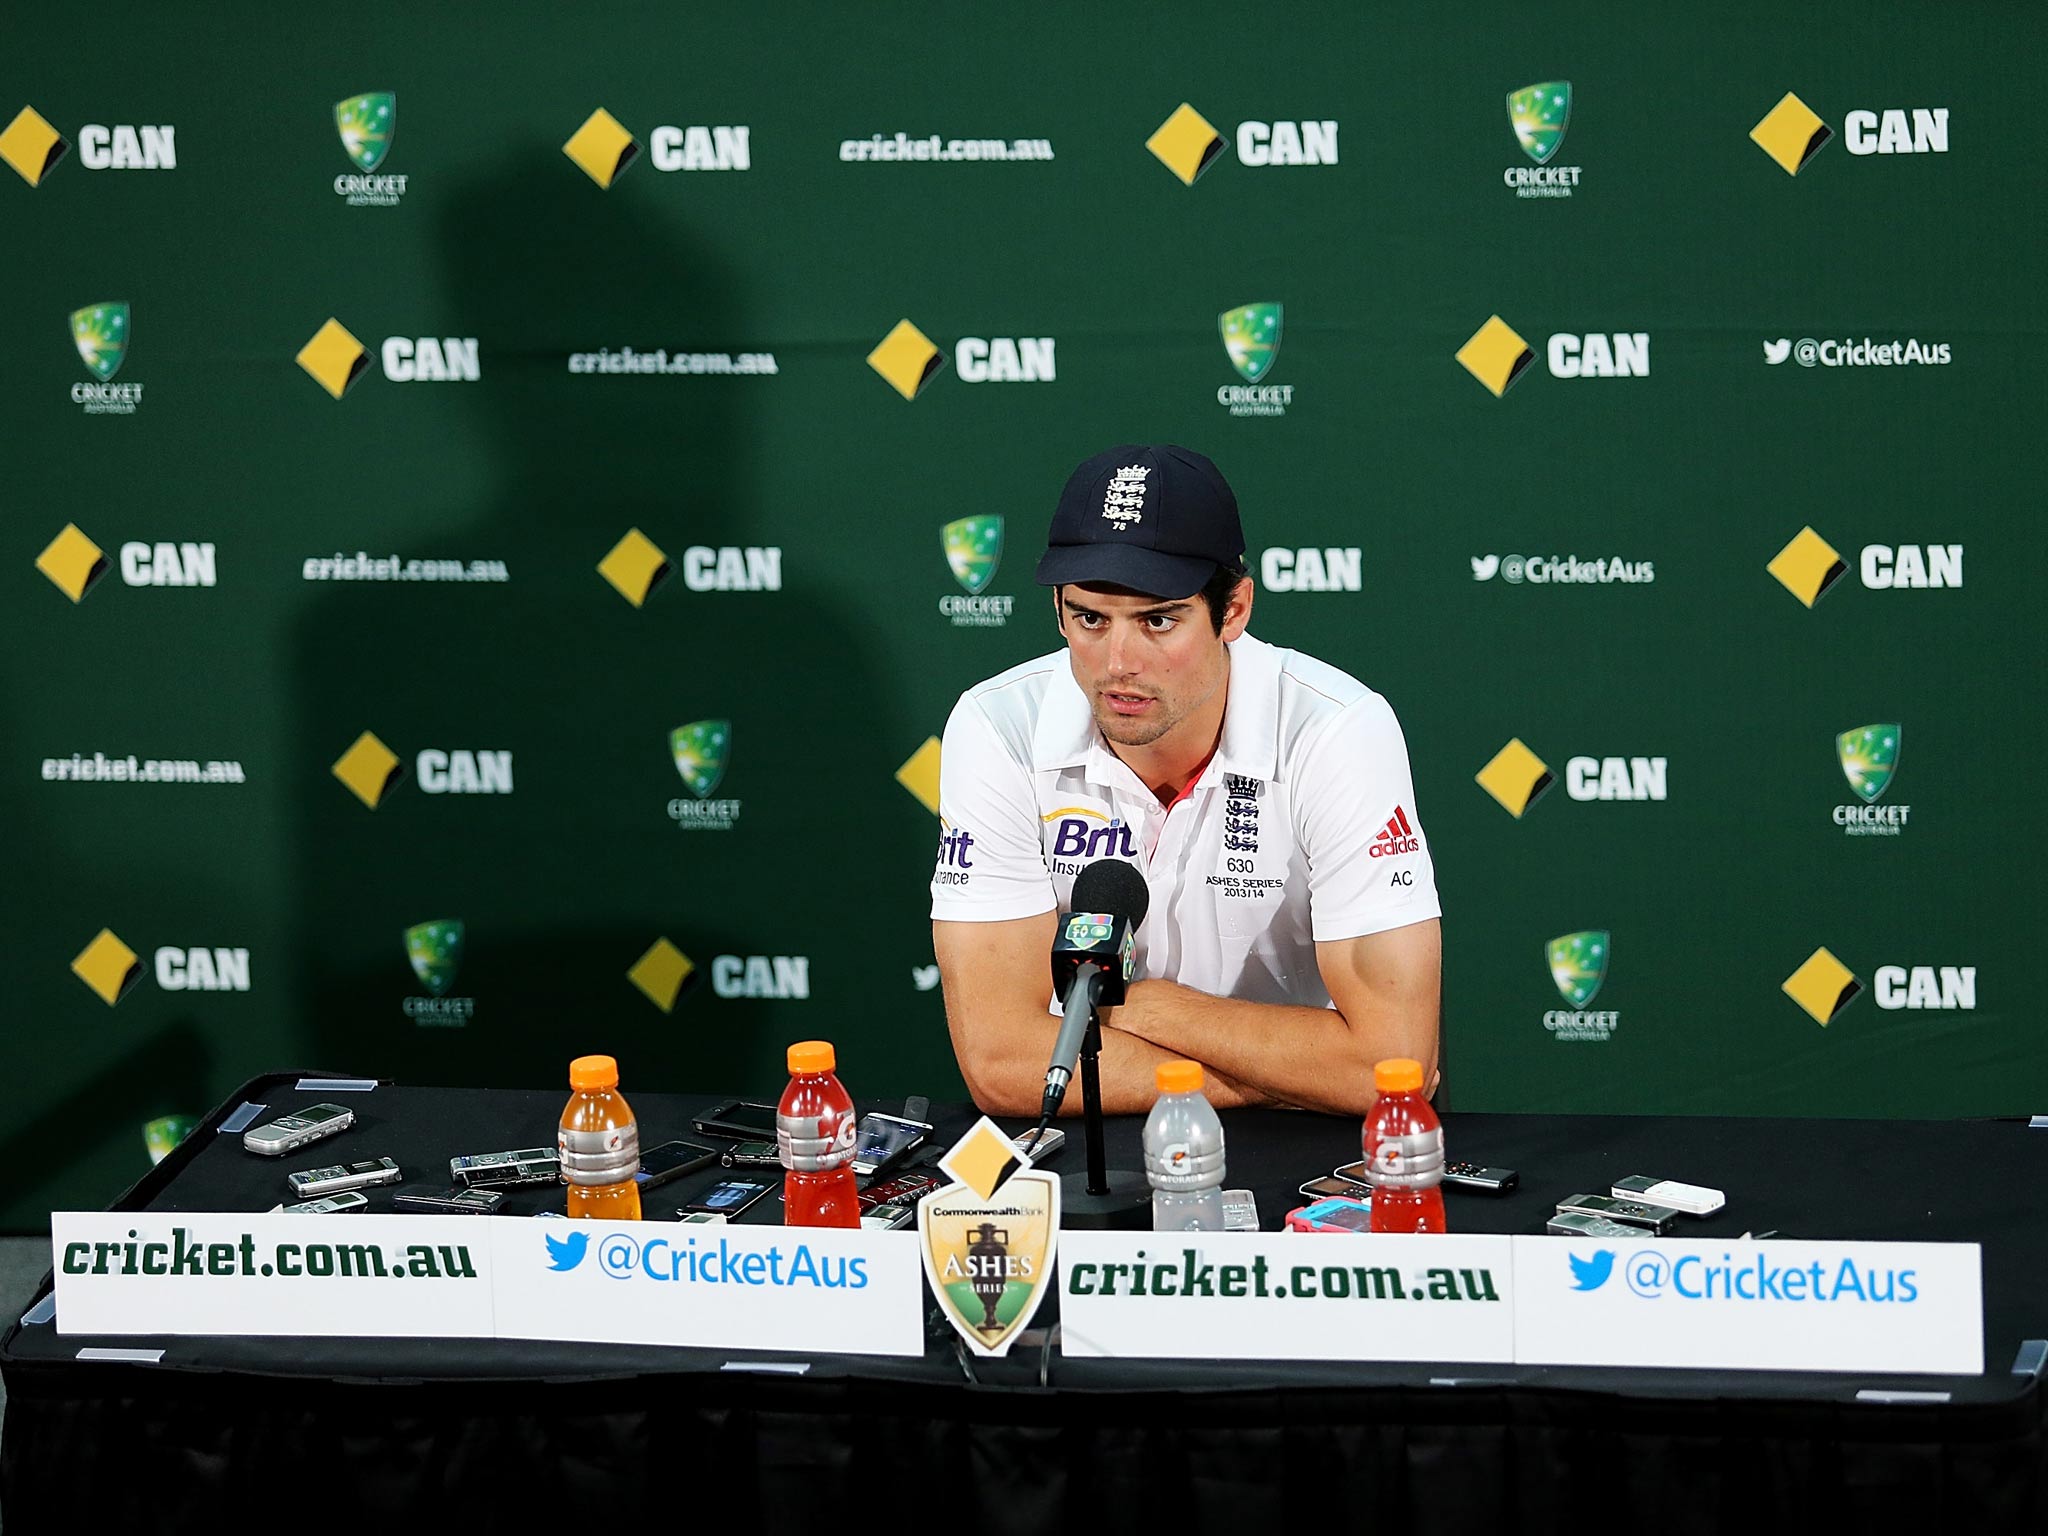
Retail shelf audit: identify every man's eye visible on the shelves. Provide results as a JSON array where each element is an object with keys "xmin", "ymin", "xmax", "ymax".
[{"xmin": 1145, "ymin": 614, "xmax": 1177, "ymax": 631}]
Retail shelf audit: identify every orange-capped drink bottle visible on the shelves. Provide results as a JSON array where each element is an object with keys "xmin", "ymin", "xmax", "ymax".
[
  {"xmin": 778, "ymin": 1040, "xmax": 860, "ymax": 1228},
  {"xmin": 559, "ymin": 1054, "xmax": 642, "ymax": 1220},
  {"xmin": 1363, "ymin": 1058, "xmax": 1446, "ymax": 1234}
]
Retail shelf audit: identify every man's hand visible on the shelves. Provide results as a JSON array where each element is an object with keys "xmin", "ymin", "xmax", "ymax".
[
  {"xmin": 1108, "ymin": 918, "xmax": 1441, "ymax": 1116},
  {"xmin": 934, "ymin": 914, "xmax": 1271, "ymax": 1116}
]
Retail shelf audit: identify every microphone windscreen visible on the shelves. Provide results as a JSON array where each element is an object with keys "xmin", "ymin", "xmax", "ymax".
[{"xmin": 1069, "ymin": 858, "xmax": 1150, "ymax": 928}]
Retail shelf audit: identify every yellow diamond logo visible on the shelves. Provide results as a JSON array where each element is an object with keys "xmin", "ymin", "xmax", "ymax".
[
  {"xmin": 1766, "ymin": 526, "xmax": 1847, "ymax": 609},
  {"xmin": 71, "ymin": 928, "xmax": 142, "ymax": 1007},
  {"xmin": 627, "ymin": 937, "xmax": 695, "ymax": 1013},
  {"xmin": 35, "ymin": 523, "xmax": 109, "ymax": 602},
  {"xmin": 564, "ymin": 108, "xmax": 639, "ymax": 189},
  {"xmin": 896, "ymin": 736, "xmax": 942, "ymax": 814},
  {"xmin": 597, "ymin": 528, "xmax": 672, "ymax": 607},
  {"xmin": 296, "ymin": 318, "xmax": 369, "ymax": 400},
  {"xmin": 332, "ymin": 730, "xmax": 404, "ymax": 809},
  {"xmin": 0, "ymin": 105, "xmax": 68, "ymax": 186},
  {"xmin": 1475, "ymin": 737, "xmax": 1554, "ymax": 818},
  {"xmin": 867, "ymin": 320, "xmax": 945, "ymax": 401},
  {"xmin": 938, "ymin": 1117, "xmax": 1025, "ymax": 1201},
  {"xmin": 1456, "ymin": 315, "xmax": 1536, "ymax": 398},
  {"xmin": 1145, "ymin": 103, "xmax": 1226, "ymax": 186},
  {"xmin": 1783, "ymin": 947, "xmax": 1861, "ymax": 1025},
  {"xmin": 1750, "ymin": 92, "xmax": 1833, "ymax": 177}
]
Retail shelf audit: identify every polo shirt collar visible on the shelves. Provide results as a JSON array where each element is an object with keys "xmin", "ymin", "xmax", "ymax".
[{"xmin": 1029, "ymin": 631, "xmax": 1284, "ymax": 784}]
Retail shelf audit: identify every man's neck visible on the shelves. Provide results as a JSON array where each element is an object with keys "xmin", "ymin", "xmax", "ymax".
[{"xmin": 1105, "ymin": 653, "xmax": 1231, "ymax": 805}]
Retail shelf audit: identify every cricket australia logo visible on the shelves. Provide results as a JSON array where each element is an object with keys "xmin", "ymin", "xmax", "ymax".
[{"xmin": 1102, "ymin": 465, "xmax": 1150, "ymax": 529}]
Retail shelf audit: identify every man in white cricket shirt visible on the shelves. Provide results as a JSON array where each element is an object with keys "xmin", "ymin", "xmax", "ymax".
[{"xmin": 931, "ymin": 444, "xmax": 1441, "ymax": 1116}]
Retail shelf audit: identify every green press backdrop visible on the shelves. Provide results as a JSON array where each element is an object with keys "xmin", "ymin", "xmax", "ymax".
[{"xmin": 2, "ymin": 3, "xmax": 2041, "ymax": 1229}]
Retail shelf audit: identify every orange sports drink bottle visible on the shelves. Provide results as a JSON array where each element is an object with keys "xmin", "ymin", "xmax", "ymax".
[
  {"xmin": 778, "ymin": 1041, "xmax": 860, "ymax": 1228},
  {"xmin": 559, "ymin": 1054, "xmax": 642, "ymax": 1220}
]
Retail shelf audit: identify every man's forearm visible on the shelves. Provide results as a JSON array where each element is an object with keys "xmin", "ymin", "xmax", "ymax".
[
  {"xmin": 959, "ymin": 1005, "xmax": 1272, "ymax": 1117},
  {"xmin": 1109, "ymin": 979, "xmax": 1433, "ymax": 1116}
]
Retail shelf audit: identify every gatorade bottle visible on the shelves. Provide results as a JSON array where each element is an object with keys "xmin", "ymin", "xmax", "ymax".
[
  {"xmin": 779, "ymin": 1040, "xmax": 860, "ymax": 1228},
  {"xmin": 1143, "ymin": 1060, "xmax": 1227, "ymax": 1231},
  {"xmin": 1363, "ymin": 1058, "xmax": 1446, "ymax": 1234},
  {"xmin": 559, "ymin": 1054, "xmax": 642, "ymax": 1221}
]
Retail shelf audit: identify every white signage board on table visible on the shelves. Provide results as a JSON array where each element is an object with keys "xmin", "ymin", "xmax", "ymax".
[
  {"xmin": 1511, "ymin": 1236, "xmax": 1983, "ymax": 1375},
  {"xmin": 1059, "ymin": 1231, "xmax": 1518, "ymax": 1362},
  {"xmin": 52, "ymin": 1212, "xmax": 495, "ymax": 1338},
  {"xmin": 489, "ymin": 1219, "xmax": 926, "ymax": 1356}
]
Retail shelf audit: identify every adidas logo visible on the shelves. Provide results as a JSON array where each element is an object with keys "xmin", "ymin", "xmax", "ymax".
[{"xmin": 1368, "ymin": 805, "xmax": 1420, "ymax": 858}]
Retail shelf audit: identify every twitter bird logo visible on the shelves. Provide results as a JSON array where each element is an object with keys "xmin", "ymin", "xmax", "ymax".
[
  {"xmin": 1763, "ymin": 338, "xmax": 1792, "ymax": 365},
  {"xmin": 1471, "ymin": 555, "xmax": 1500, "ymax": 582},
  {"xmin": 912, "ymin": 964, "xmax": 940, "ymax": 992},
  {"xmin": 1568, "ymin": 1250, "xmax": 1615, "ymax": 1291},
  {"xmin": 544, "ymin": 1230, "xmax": 589, "ymax": 1272}
]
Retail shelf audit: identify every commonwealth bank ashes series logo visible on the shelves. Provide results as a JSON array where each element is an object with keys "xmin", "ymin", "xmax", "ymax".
[
  {"xmin": 70, "ymin": 302, "xmax": 144, "ymax": 414},
  {"xmin": 1505, "ymin": 82, "xmax": 1580, "ymax": 198},
  {"xmin": 403, "ymin": 919, "xmax": 473, "ymax": 1025},
  {"xmin": 1217, "ymin": 303, "xmax": 1291, "ymax": 418},
  {"xmin": 334, "ymin": 92, "xmax": 406, "ymax": 206},
  {"xmin": 940, "ymin": 516, "xmax": 1011, "ymax": 628},
  {"xmin": 669, "ymin": 720, "xmax": 740, "ymax": 831},
  {"xmin": 1544, "ymin": 930, "xmax": 1616, "ymax": 1042},
  {"xmin": 1834, "ymin": 723, "xmax": 1909, "ymax": 836}
]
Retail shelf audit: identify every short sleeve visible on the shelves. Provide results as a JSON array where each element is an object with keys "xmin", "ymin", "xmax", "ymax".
[
  {"xmin": 929, "ymin": 697, "xmax": 1057, "ymax": 922},
  {"xmin": 1294, "ymin": 695, "xmax": 1443, "ymax": 942}
]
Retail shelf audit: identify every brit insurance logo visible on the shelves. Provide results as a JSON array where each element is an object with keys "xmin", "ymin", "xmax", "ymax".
[
  {"xmin": 1145, "ymin": 104, "xmax": 1338, "ymax": 185},
  {"xmin": 334, "ymin": 91, "xmax": 406, "ymax": 206},
  {"xmin": 36, "ymin": 523, "xmax": 216, "ymax": 602},
  {"xmin": 330, "ymin": 732, "xmax": 514, "ymax": 809},
  {"xmin": 1783, "ymin": 947, "xmax": 1974, "ymax": 1026},
  {"xmin": 1504, "ymin": 81, "xmax": 1580, "ymax": 198},
  {"xmin": 867, "ymin": 320, "xmax": 1055, "ymax": 400},
  {"xmin": 296, "ymin": 317, "xmax": 480, "ymax": 398},
  {"xmin": 669, "ymin": 719, "xmax": 739, "ymax": 831},
  {"xmin": 1456, "ymin": 316, "xmax": 1648, "ymax": 397},
  {"xmin": 69, "ymin": 302, "xmax": 144, "ymax": 414},
  {"xmin": 69, "ymin": 929, "xmax": 250, "ymax": 1007},
  {"xmin": 403, "ymin": 918, "xmax": 472, "ymax": 1026},
  {"xmin": 1750, "ymin": 94, "xmax": 1948, "ymax": 176},
  {"xmin": 1834, "ymin": 724, "xmax": 1909, "ymax": 837},
  {"xmin": 562, "ymin": 108, "xmax": 751, "ymax": 189},
  {"xmin": 941, "ymin": 516, "xmax": 1011, "ymax": 628},
  {"xmin": 1475, "ymin": 740, "xmax": 1667, "ymax": 819},
  {"xmin": 1218, "ymin": 302, "xmax": 1292, "ymax": 419},
  {"xmin": 1544, "ymin": 930, "xmax": 1616, "ymax": 1042},
  {"xmin": 1766, "ymin": 528, "xmax": 1963, "ymax": 609},
  {"xmin": 1764, "ymin": 335, "xmax": 1951, "ymax": 369},
  {"xmin": 1, "ymin": 107, "xmax": 176, "ymax": 185}
]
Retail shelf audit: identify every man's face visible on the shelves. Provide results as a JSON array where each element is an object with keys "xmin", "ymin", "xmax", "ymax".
[{"xmin": 1057, "ymin": 580, "xmax": 1252, "ymax": 749}]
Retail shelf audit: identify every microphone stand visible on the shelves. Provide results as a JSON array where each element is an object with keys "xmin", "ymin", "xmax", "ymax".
[{"xmin": 1059, "ymin": 975, "xmax": 1152, "ymax": 1230}]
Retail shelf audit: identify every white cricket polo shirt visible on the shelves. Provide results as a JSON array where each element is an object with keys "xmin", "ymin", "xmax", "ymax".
[{"xmin": 929, "ymin": 632, "xmax": 1440, "ymax": 1007}]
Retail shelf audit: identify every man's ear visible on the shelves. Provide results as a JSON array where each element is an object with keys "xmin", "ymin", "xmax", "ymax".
[
  {"xmin": 1051, "ymin": 585, "xmax": 1066, "ymax": 636},
  {"xmin": 1222, "ymin": 576, "xmax": 1255, "ymax": 641}
]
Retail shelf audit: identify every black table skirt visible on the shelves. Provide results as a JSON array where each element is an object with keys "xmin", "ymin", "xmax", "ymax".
[{"xmin": 5, "ymin": 1071, "xmax": 2046, "ymax": 1531}]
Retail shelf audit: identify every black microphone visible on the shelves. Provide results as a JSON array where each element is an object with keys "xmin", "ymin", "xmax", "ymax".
[{"xmin": 1041, "ymin": 860, "xmax": 1150, "ymax": 1120}]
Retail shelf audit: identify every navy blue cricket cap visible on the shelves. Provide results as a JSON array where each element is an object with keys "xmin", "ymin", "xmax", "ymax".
[{"xmin": 1033, "ymin": 444, "xmax": 1244, "ymax": 600}]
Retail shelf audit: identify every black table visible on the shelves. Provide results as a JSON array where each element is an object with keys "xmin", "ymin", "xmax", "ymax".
[{"xmin": 5, "ymin": 1071, "xmax": 2046, "ymax": 1531}]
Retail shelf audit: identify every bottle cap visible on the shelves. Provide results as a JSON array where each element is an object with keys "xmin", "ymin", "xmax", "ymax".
[
  {"xmin": 569, "ymin": 1054, "xmax": 619, "ymax": 1091},
  {"xmin": 787, "ymin": 1040, "xmax": 836, "ymax": 1074},
  {"xmin": 1155, "ymin": 1059, "xmax": 1204, "ymax": 1094},
  {"xmin": 1373, "ymin": 1058, "xmax": 1424, "ymax": 1093}
]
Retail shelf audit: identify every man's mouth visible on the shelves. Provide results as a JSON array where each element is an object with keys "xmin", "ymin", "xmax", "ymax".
[{"xmin": 1101, "ymin": 690, "xmax": 1155, "ymax": 716}]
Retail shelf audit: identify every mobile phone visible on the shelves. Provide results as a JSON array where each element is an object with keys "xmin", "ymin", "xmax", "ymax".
[
  {"xmin": 1556, "ymin": 1193, "xmax": 1679, "ymax": 1235},
  {"xmin": 851, "ymin": 1112, "xmax": 932, "ymax": 1178},
  {"xmin": 276, "ymin": 1192, "xmax": 369, "ymax": 1215},
  {"xmin": 1285, "ymin": 1197, "xmax": 1376, "ymax": 1233},
  {"xmin": 1299, "ymin": 1174, "xmax": 1371, "ymax": 1201},
  {"xmin": 242, "ymin": 1103, "xmax": 354, "ymax": 1157},
  {"xmin": 287, "ymin": 1157, "xmax": 402, "ymax": 1199},
  {"xmin": 636, "ymin": 1139, "xmax": 723, "ymax": 1188},
  {"xmin": 860, "ymin": 1202, "xmax": 917, "ymax": 1231},
  {"xmin": 692, "ymin": 1100, "xmax": 780, "ymax": 1141},
  {"xmin": 393, "ymin": 1187, "xmax": 505, "ymax": 1215},
  {"xmin": 451, "ymin": 1147, "xmax": 560, "ymax": 1189},
  {"xmin": 720, "ymin": 1139, "xmax": 783, "ymax": 1169},
  {"xmin": 1548, "ymin": 1210, "xmax": 1645, "ymax": 1239},
  {"xmin": 683, "ymin": 1177, "xmax": 774, "ymax": 1217},
  {"xmin": 1444, "ymin": 1161, "xmax": 1519, "ymax": 1193},
  {"xmin": 1612, "ymin": 1175, "xmax": 1724, "ymax": 1216},
  {"xmin": 859, "ymin": 1169, "xmax": 942, "ymax": 1211},
  {"xmin": 1009, "ymin": 1126, "xmax": 1067, "ymax": 1162},
  {"xmin": 676, "ymin": 1210, "xmax": 728, "ymax": 1225},
  {"xmin": 1222, "ymin": 1189, "xmax": 1259, "ymax": 1231}
]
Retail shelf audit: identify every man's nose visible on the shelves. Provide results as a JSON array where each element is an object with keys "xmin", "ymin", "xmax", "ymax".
[{"xmin": 1105, "ymin": 625, "xmax": 1140, "ymax": 676}]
